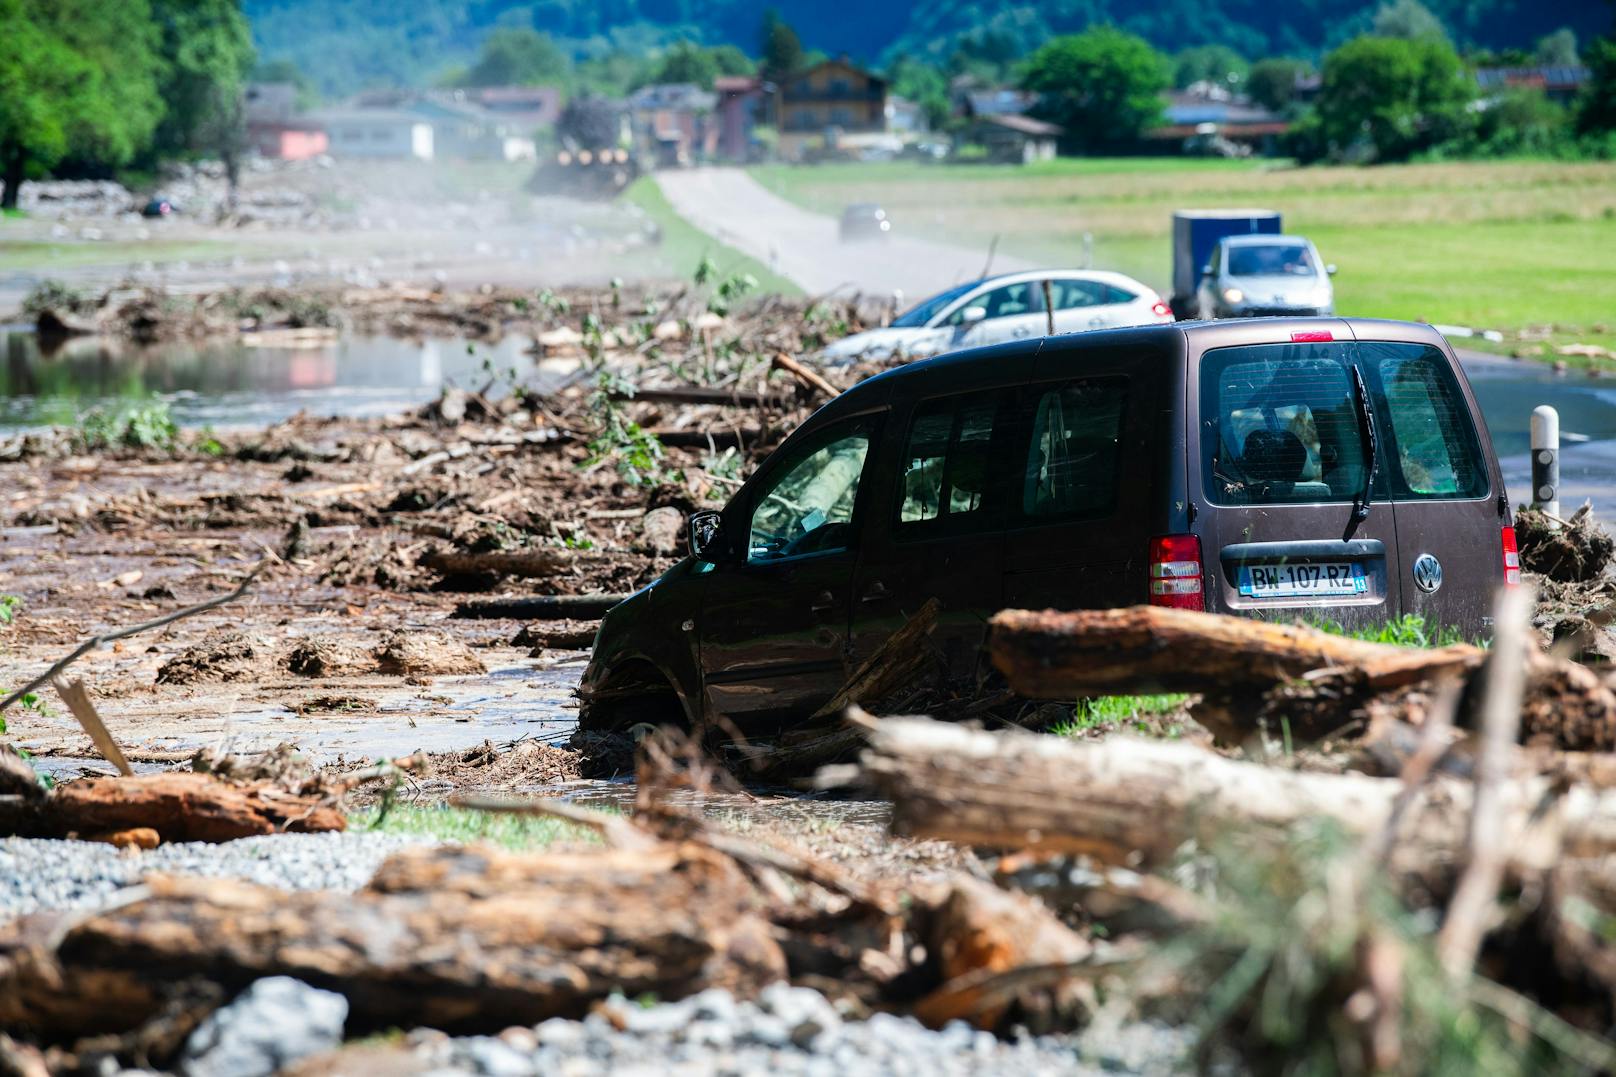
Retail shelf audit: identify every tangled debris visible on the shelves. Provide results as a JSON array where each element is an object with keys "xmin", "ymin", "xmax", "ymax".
[{"xmin": 1517, "ymin": 504, "xmax": 1615, "ymax": 583}]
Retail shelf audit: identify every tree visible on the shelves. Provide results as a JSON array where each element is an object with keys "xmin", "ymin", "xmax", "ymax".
[
  {"xmin": 1468, "ymin": 86, "xmax": 1569, "ymax": 155},
  {"xmin": 149, "ymin": 0, "xmax": 255, "ymax": 201},
  {"xmin": 1174, "ymin": 44, "xmax": 1248, "ymax": 90},
  {"xmin": 1312, "ymin": 34, "xmax": 1473, "ymax": 161},
  {"xmin": 1534, "ymin": 28, "xmax": 1580, "ymax": 66},
  {"xmin": 1371, "ymin": 0, "xmax": 1450, "ymax": 43},
  {"xmin": 254, "ymin": 57, "xmax": 320, "ymax": 111},
  {"xmin": 1020, "ymin": 28, "xmax": 1170, "ymax": 153},
  {"xmin": 643, "ymin": 41, "xmax": 752, "ymax": 90},
  {"xmin": 759, "ymin": 8, "xmax": 804, "ymax": 82},
  {"xmin": 462, "ymin": 27, "xmax": 571, "ymax": 88},
  {"xmin": 888, "ymin": 56, "xmax": 951, "ymax": 131},
  {"xmin": 1579, "ymin": 35, "xmax": 1616, "ymax": 135},
  {"xmin": 0, "ymin": 0, "xmax": 163, "ymax": 209},
  {"xmin": 1247, "ymin": 58, "xmax": 1310, "ymax": 112}
]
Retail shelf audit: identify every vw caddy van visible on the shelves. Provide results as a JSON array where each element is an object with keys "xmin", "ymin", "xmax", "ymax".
[{"xmin": 580, "ymin": 318, "xmax": 1517, "ymax": 731}]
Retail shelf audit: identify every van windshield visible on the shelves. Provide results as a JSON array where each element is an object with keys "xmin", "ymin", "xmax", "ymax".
[{"xmin": 1200, "ymin": 341, "xmax": 1487, "ymax": 506}]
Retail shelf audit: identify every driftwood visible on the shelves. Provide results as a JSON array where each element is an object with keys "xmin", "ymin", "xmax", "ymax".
[
  {"xmin": 845, "ymin": 715, "xmax": 1616, "ymax": 888},
  {"xmin": 419, "ymin": 546, "xmax": 567, "ymax": 579},
  {"xmin": 0, "ymin": 843, "xmax": 785, "ymax": 1040},
  {"xmin": 989, "ymin": 606, "xmax": 1616, "ymax": 751},
  {"xmin": 452, "ymin": 593, "xmax": 630, "ymax": 620},
  {"xmin": 0, "ymin": 773, "xmax": 345, "ymax": 843}
]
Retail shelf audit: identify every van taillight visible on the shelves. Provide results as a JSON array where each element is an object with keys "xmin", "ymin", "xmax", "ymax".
[
  {"xmin": 1149, "ymin": 534, "xmax": 1205, "ymax": 610},
  {"xmin": 1501, "ymin": 525, "xmax": 1521, "ymax": 587}
]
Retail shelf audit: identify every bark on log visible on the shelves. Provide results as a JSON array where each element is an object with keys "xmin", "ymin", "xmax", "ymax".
[
  {"xmin": 0, "ymin": 843, "xmax": 786, "ymax": 1040},
  {"xmin": 452, "ymin": 594, "xmax": 630, "ymax": 620},
  {"xmin": 771, "ymin": 353, "xmax": 841, "ymax": 400},
  {"xmin": 611, "ymin": 386, "xmax": 791, "ymax": 408},
  {"xmin": 420, "ymin": 547, "xmax": 567, "ymax": 579},
  {"xmin": 989, "ymin": 606, "xmax": 1616, "ymax": 751},
  {"xmin": 0, "ymin": 773, "xmax": 345, "ymax": 843},
  {"xmin": 848, "ymin": 716, "xmax": 1616, "ymax": 883}
]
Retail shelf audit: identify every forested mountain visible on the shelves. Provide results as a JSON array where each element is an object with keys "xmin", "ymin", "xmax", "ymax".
[{"xmin": 244, "ymin": 0, "xmax": 1612, "ymax": 96}]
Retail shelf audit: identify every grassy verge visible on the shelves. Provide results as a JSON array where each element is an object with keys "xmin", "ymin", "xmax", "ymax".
[
  {"xmin": 1052, "ymin": 694, "xmax": 1191, "ymax": 738},
  {"xmin": 749, "ymin": 158, "xmax": 1616, "ymax": 352},
  {"xmin": 354, "ymin": 802, "xmax": 599, "ymax": 849},
  {"xmin": 623, "ymin": 176, "xmax": 800, "ymax": 297},
  {"xmin": 0, "ymin": 238, "xmax": 246, "ymax": 273}
]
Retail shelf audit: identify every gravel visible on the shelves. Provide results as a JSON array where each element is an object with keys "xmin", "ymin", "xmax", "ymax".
[
  {"xmin": 401, "ymin": 986, "xmax": 1195, "ymax": 1076},
  {"xmin": 0, "ymin": 831, "xmax": 435, "ymax": 922}
]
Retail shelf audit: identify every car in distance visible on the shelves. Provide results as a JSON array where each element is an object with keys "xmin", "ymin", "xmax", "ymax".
[
  {"xmin": 838, "ymin": 203, "xmax": 891, "ymax": 241},
  {"xmin": 1197, "ymin": 234, "xmax": 1336, "ymax": 319},
  {"xmin": 579, "ymin": 317, "xmax": 1515, "ymax": 734},
  {"xmin": 820, "ymin": 270, "xmax": 1174, "ymax": 364}
]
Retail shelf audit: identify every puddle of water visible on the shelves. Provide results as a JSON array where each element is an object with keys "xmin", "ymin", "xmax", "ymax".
[
  {"xmin": 1464, "ymin": 357, "xmax": 1616, "ymax": 508},
  {"xmin": 0, "ymin": 329, "xmax": 585, "ymax": 431}
]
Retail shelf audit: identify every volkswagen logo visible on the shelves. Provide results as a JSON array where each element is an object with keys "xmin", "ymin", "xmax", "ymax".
[{"xmin": 1412, "ymin": 554, "xmax": 1443, "ymax": 594}]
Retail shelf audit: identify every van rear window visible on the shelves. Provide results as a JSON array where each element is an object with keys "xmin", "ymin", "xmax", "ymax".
[{"xmin": 1200, "ymin": 342, "xmax": 1486, "ymax": 506}]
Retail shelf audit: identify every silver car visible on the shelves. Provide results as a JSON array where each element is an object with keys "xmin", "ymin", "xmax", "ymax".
[{"xmin": 1197, "ymin": 234, "xmax": 1336, "ymax": 319}]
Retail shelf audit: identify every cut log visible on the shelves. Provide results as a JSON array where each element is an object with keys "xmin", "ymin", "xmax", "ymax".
[
  {"xmin": 845, "ymin": 715, "xmax": 1616, "ymax": 885},
  {"xmin": 0, "ymin": 773, "xmax": 344, "ymax": 843},
  {"xmin": 0, "ymin": 843, "xmax": 785, "ymax": 1040},
  {"xmin": 452, "ymin": 594, "xmax": 630, "ymax": 620},
  {"xmin": 771, "ymin": 353, "xmax": 841, "ymax": 400},
  {"xmin": 420, "ymin": 547, "xmax": 567, "ymax": 579},
  {"xmin": 988, "ymin": 606, "xmax": 1616, "ymax": 751}
]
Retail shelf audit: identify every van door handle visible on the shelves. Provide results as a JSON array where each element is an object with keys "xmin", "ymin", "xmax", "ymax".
[
  {"xmin": 810, "ymin": 590, "xmax": 838, "ymax": 612},
  {"xmin": 861, "ymin": 582, "xmax": 891, "ymax": 602}
]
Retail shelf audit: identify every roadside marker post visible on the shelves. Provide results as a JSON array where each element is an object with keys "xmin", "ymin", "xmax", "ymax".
[{"xmin": 1531, "ymin": 404, "xmax": 1560, "ymax": 519}]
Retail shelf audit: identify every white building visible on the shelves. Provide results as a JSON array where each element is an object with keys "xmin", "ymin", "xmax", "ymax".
[{"xmin": 316, "ymin": 109, "xmax": 435, "ymax": 160}]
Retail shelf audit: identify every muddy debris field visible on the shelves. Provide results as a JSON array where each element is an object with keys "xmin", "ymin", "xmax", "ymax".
[{"xmin": 9, "ymin": 283, "xmax": 1616, "ymax": 1074}]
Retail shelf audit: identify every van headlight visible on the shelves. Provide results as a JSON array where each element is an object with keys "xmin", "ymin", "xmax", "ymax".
[{"xmin": 1223, "ymin": 287, "xmax": 1244, "ymax": 304}]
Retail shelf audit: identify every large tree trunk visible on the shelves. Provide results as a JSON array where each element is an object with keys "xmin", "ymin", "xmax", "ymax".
[
  {"xmin": 848, "ymin": 715, "xmax": 1616, "ymax": 884},
  {"xmin": 0, "ymin": 843, "xmax": 785, "ymax": 1041},
  {"xmin": 1, "ymin": 147, "xmax": 24, "ymax": 211}
]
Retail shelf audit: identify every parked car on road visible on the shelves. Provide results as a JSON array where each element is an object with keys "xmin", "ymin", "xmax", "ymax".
[
  {"xmin": 141, "ymin": 197, "xmax": 177, "ymax": 218},
  {"xmin": 838, "ymin": 203, "xmax": 891, "ymax": 241},
  {"xmin": 580, "ymin": 318, "xmax": 1515, "ymax": 733},
  {"xmin": 820, "ymin": 270, "xmax": 1173, "ymax": 363},
  {"xmin": 1197, "ymin": 234, "xmax": 1336, "ymax": 319}
]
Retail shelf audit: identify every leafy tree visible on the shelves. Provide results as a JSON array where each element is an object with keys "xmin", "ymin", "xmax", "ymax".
[
  {"xmin": 1311, "ymin": 34, "xmax": 1473, "ymax": 161},
  {"xmin": 643, "ymin": 41, "xmax": 753, "ymax": 90},
  {"xmin": 1021, "ymin": 28, "xmax": 1170, "ymax": 152},
  {"xmin": 888, "ymin": 56, "xmax": 952, "ymax": 130},
  {"xmin": 1247, "ymin": 57, "xmax": 1310, "ymax": 112},
  {"xmin": 576, "ymin": 51, "xmax": 655, "ymax": 97},
  {"xmin": 1579, "ymin": 34, "xmax": 1616, "ymax": 135},
  {"xmin": 461, "ymin": 27, "xmax": 571, "ymax": 88},
  {"xmin": 1466, "ymin": 86, "xmax": 1570, "ymax": 155},
  {"xmin": 149, "ymin": 0, "xmax": 255, "ymax": 198},
  {"xmin": 1372, "ymin": 0, "xmax": 1450, "ymax": 43},
  {"xmin": 1, "ymin": 0, "xmax": 163, "ymax": 209},
  {"xmin": 1174, "ymin": 44, "xmax": 1248, "ymax": 90},
  {"xmin": 759, "ymin": 8, "xmax": 804, "ymax": 81},
  {"xmin": 1534, "ymin": 27, "xmax": 1581, "ymax": 66}
]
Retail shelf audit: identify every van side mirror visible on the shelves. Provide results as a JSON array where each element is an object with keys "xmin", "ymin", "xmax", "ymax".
[
  {"xmin": 958, "ymin": 305, "xmax": 987, "ymax": 326},
  {"xmin": 1325, "ymin": 263, "xmax": 1338, "ymax": 276},
  {"xmin": 1201, "ymin": 264, "xmax": 1213, "ymax": 279},
  {"xmin": 688, "ymin": 510, "xmax": 726, "ymax": 562}
]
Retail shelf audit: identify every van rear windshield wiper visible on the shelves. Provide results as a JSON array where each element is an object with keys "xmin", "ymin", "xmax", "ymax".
[{"xmin": 1348, "ymin": 366, "xmax": 1378, "ymax": 531}]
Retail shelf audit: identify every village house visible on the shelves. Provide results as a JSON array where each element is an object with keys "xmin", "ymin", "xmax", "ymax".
[
  {"xmin": 627, "ymin": 82, "xmax": 718, "ymax": 167},
  {"xmin": 714, "ymin": 75, "xmax": 764, "ymax": 161},
  {"xmin": 244, "ymin": 81, "xmax": 328, "ymax": 160},
  {"xmin": 414, "ymin": 94, "xmax": 539, "ymax": 161},
  {"xmin": 963, "ymin": 113, "xmax": 1062, "ymax": 163},
  {"xmin": 775, "ymin": 59, "xmax": 888, "ymax": 160},
  {"xmin": 316, "ymin": 108, "xmax": 435, "ymax": 160},
  {"xmin": 1148, "ymin": 86, "xmax": 1289, "ymax": 156},
  {"xmin": 1475, "ymin": 64, "xmax": 1591, "ymax": 105}
]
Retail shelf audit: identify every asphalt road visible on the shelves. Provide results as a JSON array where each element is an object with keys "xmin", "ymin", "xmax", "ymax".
[{"xmin": 655, "ymin": 167, "xmax": 1032, "ymax": 299}]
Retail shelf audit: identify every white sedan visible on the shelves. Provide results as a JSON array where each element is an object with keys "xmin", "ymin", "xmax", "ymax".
[{"xmin": 820, "ymin": 269, "xmax": 1173, "ymax": 364}]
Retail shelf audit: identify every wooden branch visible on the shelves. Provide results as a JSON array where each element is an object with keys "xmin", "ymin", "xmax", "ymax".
[
  {"xmin": 52, "ymin": 678, "xmax": 131, "ymax": 777},
  {"xmin": 0, "ymin": 562, "xmax": 264, "ymax": 714},
  {"xmin": 771, "ymin": 352, "xmax": 841, "ymax": 400},
  {"xmin": 452, "ymin": 593, "xmax": 630, "ymax": 620},
  {"xmin": 811, "ymin": 597, "xmax": 941, "ymax": 720}
]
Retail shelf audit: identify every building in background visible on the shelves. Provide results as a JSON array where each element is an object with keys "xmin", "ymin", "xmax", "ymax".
[
  {"xmin": 714, "ymin": 75, "xmax": 764, "ymax": 161},
  {"xmin": 244, "ymin": 81, "xmax": 328, "ymax": 160},
  {"xmin": 414, "ymin": 94, "xmax": 538, "ymax": 161},
  {"xmin": 963, "ymin": 113, "xmax": 1062, "ymax": 163},
  {"xmin": 316, "ymin": 109, "xmax": 434, "ymax": 160},
  {"xmin": 1475, "ymin": 65, "xmax": 1591, "ymax": 105},
  {"xmin": 627, "ymin": 83, "xmax": 717, "ymax": 167},
  {"xmin": 1148, "ymin": 88, "xmax": 1289, "ymax": 156},
  {"xmin": 776, "ymin": 59, "xmax": 888, "ymax": 160}
]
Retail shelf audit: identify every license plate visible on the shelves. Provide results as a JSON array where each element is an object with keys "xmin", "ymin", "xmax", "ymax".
[{"xmin": 1238, "ymin": 562, "xmax": 1367, "ymax": 599}]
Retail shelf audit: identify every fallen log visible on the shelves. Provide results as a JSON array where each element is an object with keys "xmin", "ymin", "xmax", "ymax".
[
  {"xmin": 419, "ymin": 547, "xmax": 567, "ymax": 579},
  {"xmin": 610, "ymin": 385, "xmax": 791, "ymax": 408},
  {"xmin": 989, "ymin": 606, "xmax": 1616, "ymax": 751},
  {"xmin": 0, "ymin": 843, "xmax": 785, "ymax": 1040},
  {"xmin": 0, "ymin": 772, "xmax": 345, "ymax": 843},
  {"xmin": 452, "ymin": 593, "xmax": 630, "ymax": 620},
  {"xmin": 771, "ymin": 352, "xmax": 841, "ymax": 400},
  {"xmin": 843, "ymin": 715, "xmax": 1616, "ymax": 885}
]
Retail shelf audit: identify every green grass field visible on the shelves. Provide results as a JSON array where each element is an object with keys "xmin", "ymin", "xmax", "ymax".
[
  {"xmin": 623, "ymin": 177, "xmax": 801, "ymax": 296},
  {"xmin": 0, "ymin": 237, "xmax": 246, "ymax": 273},
  {"xmin": 750, "ymin": 158, "xmax": 1616, "ymax": 356}
]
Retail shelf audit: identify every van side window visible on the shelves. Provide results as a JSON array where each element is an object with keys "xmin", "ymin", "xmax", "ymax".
[
  {"xmin": 747, "ymin": 420, "xmax": 874, "ymax": 563},
  {"xmin": 897, "ymin": 395, "xmax": 999, "ymax": 533},
  {"xmin": 1020, "ymin": 378, "xmax": 1128, "ymax": 520},
  {"xmin": 1368, "ymin": 344, "xmax": 1487, "ymax": 499}
]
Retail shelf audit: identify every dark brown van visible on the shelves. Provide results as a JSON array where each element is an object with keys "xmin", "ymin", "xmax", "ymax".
[{"xmin": 580, "ymin": 317, "xmax": 1517, "ymax": 732}]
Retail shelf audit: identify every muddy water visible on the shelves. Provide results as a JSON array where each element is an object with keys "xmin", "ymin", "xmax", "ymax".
[{"xmin": 0, "ymin": 328, "xmax": 586, "ymax": 431}]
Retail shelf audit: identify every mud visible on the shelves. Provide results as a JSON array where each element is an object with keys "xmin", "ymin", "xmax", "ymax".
[{"xmin": 1518, "ymin": 504, "xmax": 1615, "ymax": 583}]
